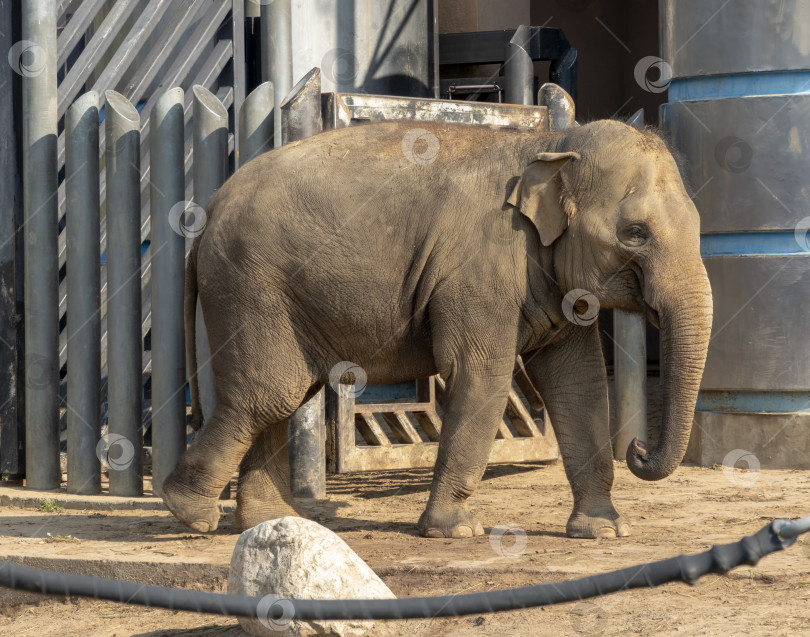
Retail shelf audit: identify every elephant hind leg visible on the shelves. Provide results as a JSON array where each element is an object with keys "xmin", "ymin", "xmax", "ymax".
[{"xmin": 236, "ymin": 419, "xmax": 306, "ymax": 532}]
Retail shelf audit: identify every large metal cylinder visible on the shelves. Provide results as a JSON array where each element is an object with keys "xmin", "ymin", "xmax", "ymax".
[
  {"xmin": 149, "ymin": 88, "xmax": 187, "ymax": 496},
  {"xmin": 661, "ymin": 0, "xmax": 810, "ymax": 468},
  {"xmin": 65, "ymin": 92, "xmax": 102, "ymax": 495},
  {"xmin": 279, "ymin": 68, "xmax": 326, "ymax": 500},
  {"xmin": 22, "ymin": 0, "xmax": 60, "ymax": 490},
  {"xmin": 105, "ymin": 90, "xmax": 144, "ymax": 496},
  {"xmin": 192, "ymin": 85, "xmax": 230, "ymax": 498},
  {"xmin": 262, "ymin": 0, "xmax": 432, "ymax": 103}
]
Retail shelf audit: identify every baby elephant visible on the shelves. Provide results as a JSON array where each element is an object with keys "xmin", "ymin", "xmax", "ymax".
[{"xmin": 161, "ymin": 119, "xmax": 712, "ymax": 539}]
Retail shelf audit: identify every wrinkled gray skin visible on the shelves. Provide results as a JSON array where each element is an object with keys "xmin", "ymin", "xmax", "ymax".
[{"xmin": 161, "ymin": 119, "xmax": 712, "ymax": 539}]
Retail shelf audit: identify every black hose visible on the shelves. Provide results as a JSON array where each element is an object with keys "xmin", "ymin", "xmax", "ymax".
[{"xmin": 0, "ymin": 520, "xmax": 797, "ymax": 621}]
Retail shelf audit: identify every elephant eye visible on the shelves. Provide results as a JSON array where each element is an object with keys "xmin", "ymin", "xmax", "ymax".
[{"xmin": 618, "ymin": 224, "xmax": 649, "ymax": 247}]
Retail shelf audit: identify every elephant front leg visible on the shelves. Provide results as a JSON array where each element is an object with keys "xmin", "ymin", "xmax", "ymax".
[
  {"xmin": 524, "ymin": 324, "xmax": 630, "ymax": 539},
  {"xmin": 418, "ymin": 365, "xmax": 513, "ymax": 538}
]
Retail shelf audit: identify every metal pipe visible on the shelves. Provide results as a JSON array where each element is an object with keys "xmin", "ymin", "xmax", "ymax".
[
  {"xmin": 238, "ymin": 81, "xmax": 274, "ymax": 167},
  {"xmin": 149, "ymin": 88, "xmax": 186, "ymax": 496},
  {"xmin": 280, "ymin": 67, "xmax": 322, "ymax": 145},
  {"xmin": 504, "ymin": 25, "xmax": 534, "ymax": 105},
  {"xmin": 280, "ymin": 67, "xmax": 325, "ymax": 498},
  {"xmin": 538, "ymin": 82, "xmax": 576, "ymax": 132},
  {"xmin": 65, "ymin": 91, "xmax": 101, "ymax": 495},
  {"xmin": 613, "ymin": 109, "xmax": 648, "ymax": 460},
  {"xmin": 22, "ymin": 0, "xmax": 60, "ymax": 490},
  {"xmin": 289, "ymin": 387, "xmax": 326, "ymax": 498},
  {"xmin": 105, "ymin": 90, "xmax": 143, "ymax": 496},
  {"xmin": 260, "ymin": 0, "xmax": 291, "ymax": 147},
  {"xmin": 192, "ymin": 85, "xmax": 229, "ymax": 498}
]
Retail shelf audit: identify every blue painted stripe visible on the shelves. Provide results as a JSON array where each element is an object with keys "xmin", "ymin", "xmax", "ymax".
[
  {"xmin": 100, "ymin": 239, "xmax": 151, "ymax": 265},
  {"xmin": 668, "ymin": 70, "xmax": 810, "ymax": 102},
  {"xmin": 356, "ymin": 381, "xmax": 418, "ymax": 404},
  {"xmin": 700, "ymin": 232, "xmax": 810, "ymax": 257},
  {"xmin": 697, "ymin": 390, "xmax": 810, "ymax": 413}
]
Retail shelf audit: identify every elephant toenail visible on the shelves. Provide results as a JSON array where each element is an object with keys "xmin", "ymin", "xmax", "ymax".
[
  {"xmin": 190, "ymin": 521, "xmax": 211, "ymax": 533},
  {"xmin": 596, "ymin": 527, "xmax": 617, "ymax": 539},
  {"xmin": 450, "ymin": 525, "xmax": 474, "ymax": 538},
  {"xmin": 423, "ymin": 528, "xmax": 446, "ymax": 538}
]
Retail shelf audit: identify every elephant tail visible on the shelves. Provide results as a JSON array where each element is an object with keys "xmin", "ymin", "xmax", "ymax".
[{"xmin": 185, "ymin": 237, "xmax": 203, "ymax": 431}]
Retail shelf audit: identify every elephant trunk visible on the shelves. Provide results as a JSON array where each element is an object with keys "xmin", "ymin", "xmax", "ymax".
[{"xmin": 626, "ymin": 267, "xmax": 713, "ymax": 481}]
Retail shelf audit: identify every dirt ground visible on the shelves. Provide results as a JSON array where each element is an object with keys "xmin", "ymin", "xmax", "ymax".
[{"xmin": 1, "ymin": 460, "xmax": 810, "ymax": 636}]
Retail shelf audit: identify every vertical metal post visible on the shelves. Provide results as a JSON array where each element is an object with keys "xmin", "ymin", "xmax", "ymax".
[
  {"xmin": 280, "ymin": 67, "xmax": 322, "ymax": 144},
  {"xmin": 238, "ymin": 81, "xmax": 275, "ymax": 167},
  {"xmin": 613, "ymin": 109, "xmax": 648, "ymax": 460},
  {"xmin": 22, "ymin": 0, "xmax": 60, "ymax": 490},
  {"xmin": 280, "ymin": 67, "xmax": 325, "ymax": 499},
  {"xmin": 105, "ymin": 90, "xmax": 143, "ymax": 496},
  {"xmin": 149, "ymin": 88, "xmax": 186, "ymax": 496},
  {"xmin": 538, "ymin": 83, "xmax": 576, "ymax": 132},
  {"xmin": 504, "ymin": 25, "xmax": 534, "ymax": 106},
  {"xmin": 192, "ymin": 85, "xmax": 229, "ymax": 498},
  {"xmin": 0, "ymin": 0, "xmax": 25, "ymax": 477},
  {"xmin": 65, "ymin": 92, "xmax": 101, "ymax": 495},
  {"xmin": 260, "ymin": 0, "xmax": 291, "ymax": 147}
]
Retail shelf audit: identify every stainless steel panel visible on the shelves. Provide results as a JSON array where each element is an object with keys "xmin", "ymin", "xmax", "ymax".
[
  {"xmin": 323, "ymin": 93, "xmax": 548, "ymax": 130},
  {"xmin": 291, "ymin": 0, "xmax": 431, "ymax": 97},
  {"xmin": 661, "ymin": 0, "xmax": 810, "ymax": 78},
  {"xmin": 701, "ymin": 256, "xmax": 810, "ymax": 391},
  {"xmin": 661, "ymin": 95, "xmax": 810, "ymax": 232}
]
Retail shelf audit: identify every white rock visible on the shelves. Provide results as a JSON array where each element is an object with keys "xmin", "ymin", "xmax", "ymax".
[{"xmin": 228, "ymin": 516, "xmax": 396, "ymax": 637}]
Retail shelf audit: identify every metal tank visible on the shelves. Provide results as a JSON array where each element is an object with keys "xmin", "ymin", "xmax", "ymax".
[
  {"xmin": 660, "ymin": 0, "xmax": 810, "ymax": 468},
  {"xmin": 268, "ymin": 0, "xmax": 435, "ymax": 98}
]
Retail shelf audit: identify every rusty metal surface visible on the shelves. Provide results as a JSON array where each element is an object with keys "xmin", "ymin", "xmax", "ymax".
[{"xmin": 322, "ymin": 92, "xmax": 549, "ymax": 130}]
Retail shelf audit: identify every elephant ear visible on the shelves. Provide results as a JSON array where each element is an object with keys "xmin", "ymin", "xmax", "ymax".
[{"xmin": 506, "ymin": 151, "xmax": 580, "ymax": 247}]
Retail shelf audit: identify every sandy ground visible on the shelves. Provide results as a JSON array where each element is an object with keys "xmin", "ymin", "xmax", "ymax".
[{"xmin": 1, "ymin": 460, "xmax": 810, "ymax": 636}]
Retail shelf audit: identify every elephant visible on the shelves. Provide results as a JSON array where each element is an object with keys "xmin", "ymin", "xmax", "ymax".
[{"xmin": 160, "ymin": 118, "xmax": 712, "ymax": 539}]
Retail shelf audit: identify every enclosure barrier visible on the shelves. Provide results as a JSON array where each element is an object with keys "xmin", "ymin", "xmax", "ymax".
[
  {"xmin": 22, "ymin": 0, "xmax": 61, "ymax": 491},
  {"xmin": 106, "ymin": 90, "xmax": 144, "ymax": 497},
  {"xmin": 65, "ymin": 92, "xmax": 102, "ymax": 495},
  {"xmin": 149, "ymin": 88, "xmax": 187, "ymax": 496},
  {"xmin": 56, "ymin": 80, "xmax": 274, "ymax": 496},
  {"xmin": 0, "ymin": 517, "xmax": 808, "ymax": 620},
  {"xmin": 613, "ymin": 108, "xmax": 649, "ymax": 459}
]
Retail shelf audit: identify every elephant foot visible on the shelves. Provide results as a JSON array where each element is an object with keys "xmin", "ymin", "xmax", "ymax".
[
  {"xmin": 161, "ymin": 474, "xmax": 221, "ymax": 533},
  {"xmin": 566, "ymin": 506, "xmax": 630, "ymax": 539},
  {"xmin": 417, "ymin": 503, "xmax": 485, "ymax": 538},
  {"xmin": 236, "ymin": 500, "xmax": 307, "ymax": 532}
]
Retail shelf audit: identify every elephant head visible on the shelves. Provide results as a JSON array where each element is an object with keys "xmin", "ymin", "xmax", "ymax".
[{"xmin": 509, "ymin": 120, "xmax": 713, "ymax": 481}]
